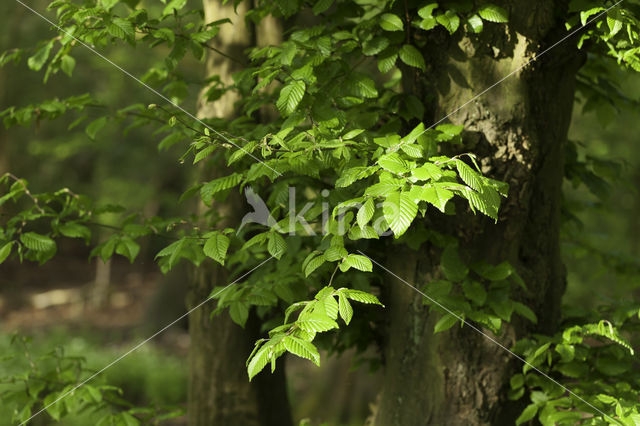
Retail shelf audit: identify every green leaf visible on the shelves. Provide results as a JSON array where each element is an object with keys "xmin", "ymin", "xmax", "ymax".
[
  {"xmin": 267, "ymin": 232, "xmax": 287, "ymax": 259},
  {"xmin": 58, "ymin": 222, "xmax": 91, "ymax": 241},
  {"xmin": 304, "ymin": 255, "xmax": 326, "ymax": 277},
  {"xmin": 379, "ymin": 13, "xmax": 404, "ymax": 31},
  {"xmin": 357, "ymin": 198, "xmax": 375, "ymax": 228},
  {"xmin": 434, "ymin": 313, "xmax": 459, "ymax": 333},
  {"xmin": 342, "ymin": 289, "xmax": 383, "ymax": 306},
  {"xmin": 462, "ymin": 280, "xmax": 487, "ymax": 306},
  {"xmin": 284, "ymin": 336, "xmax": 320, "ymax": 365},
  {"xmin": 455, "ymin": 160, "xmax": 482, "ymax": 191},
  {"xmin": 0, "ymin": 241, "xmax": 13, "ymax": 263},
  {"xmin": 108, "ymin": 18, "xmax": 134, "ymax": 40},
  {"xmin": 115, "ymin": 237, "xmax": 140, "ymax": 263},
  {"xmin": 436, "ymin": 10, "xmax": 460, "ymax": 34},
  {"xmin": 607, "ymin": 9, "xmax": 623, "ymax": 36},
  {"xmin": 312, "ymin": 0, "xmax": 334, "ymax": 15},
  {"xmin": 247, "ymin": 343, "xmax": 271, "ymax": 381},
  {"xmin": 276, "ymin": 80, "xmax": 306, "ymax": 115},
  {"xmin": 399, "ymin": 45, "xmax": 426, "ymax": 71},
  {"xmin": 378, "ymin": 152, "xmax": 409, "ymax": 174},
  {"xmin": 230, "ymin": 301, "xmax": 249, "ymax": 327},
  {"xmin": 378, "ymin": 52, "xmax": 398, "ymax": 73},
  {"xmin": 60, "ymin": 55, "xmax": 76, "ymax": 77},
  {"xmin": 20, "ymin": 232, "xmax": 56, "ymax": 252},
  {"xmin": 86, "ymin": 117, "xmax": 108, "ymax": 140},
  {"xmin": 203, "ymin": 232, "xmax": 230, "ymax": 265},
  {"xmin": 338, "ymin": 293, "xmax": 353, "ymax": 325},
  {"xmin": 383, "ymin": 191, "xmax": 418, "ymax": 237},
  {"xmin": 27, "ymin": 41, "xmax": 53, "ymax": 71},
  {"xmin": 43, "ymin": 392, "xmax": 62, "ymax": 421},
  {"xmin": 200, "ymin": 173, "xmax": 242, "ymax": 205},
  {"xmin": 515, "ymin": 404, "xmax": 538, "ymax": 425},
  {"xmin": 362, "ymin": 36, "xmax": 390, "ymax": 56},
  {"xmin": 411, "ymin": 163, "xmax": 442, "ymax": 181},
  {"xmin": 418, "ymin": 3, "xmax": 438, "ymax": 19},
  {"xmin": 343, "ymin": 254, "xmax": 373, "ymax": 272},
  {"xmin": 162, "ymin": 0, "xmax": 187, "ymax": 16},
  {"xmin": 416, "ymin": 184, "xmax": 453, "ymax": 212},
  {"xmin": 478, "ymin": 4, "xmax": 509, "ymax": 23},
  {"xmin": 440, "ymin": 246, "xmax": 468, "ymax": 282},
  {"xmin": 297, "ymin": 314, "xmax": 339, "ymax": 332},
  {"xmin": 467, "ymin": 14, "xmax": 484, "ymax": 33}
]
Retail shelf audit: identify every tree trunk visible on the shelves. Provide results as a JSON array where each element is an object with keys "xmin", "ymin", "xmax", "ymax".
[
  {"xmin": 375, "ymin": 2, "xmax": 580, "ymax": 424},
  {"xmin": 187, "ymin": 2, "xmax": 291, "ymax": 425}
]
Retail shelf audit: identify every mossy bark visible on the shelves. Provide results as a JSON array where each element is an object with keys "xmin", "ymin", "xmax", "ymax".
[{"xmin": 375, "ymin": 2, "xmax": 580, "ymax": 424}]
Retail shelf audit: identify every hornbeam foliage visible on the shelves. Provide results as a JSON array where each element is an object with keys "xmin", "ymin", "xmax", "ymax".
[{"xmin": 2, "ymin": 0, "xmax": 640, "ymax": 424}]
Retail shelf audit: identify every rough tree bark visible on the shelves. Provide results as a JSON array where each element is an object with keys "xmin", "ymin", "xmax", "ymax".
[
  {"xmin": 374, "ymin": 2, "xmax": 580, "ymax": 424},
  {"xmin": 187, "ymin": 2, "xmax": 291, "ymax": 425}
]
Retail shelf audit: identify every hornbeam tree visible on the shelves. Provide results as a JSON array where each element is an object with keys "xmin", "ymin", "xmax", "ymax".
[{"xmin": 2, "ymin": 0, "xmax": 640, "ymax": 425}]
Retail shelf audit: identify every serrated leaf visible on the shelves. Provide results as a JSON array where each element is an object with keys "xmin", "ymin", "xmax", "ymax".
[
  {"xmin": 284, "ymin": 336, "xmax": 320, "ymax": 365},
  {"xmin": 247, "ymin": 343, "xmax": 271, "ymax": 381},
  {"xmin": 338, "ymin": 293, "xmax": 353, "ymax": 325},
  {"xmin": 20, "ymin": 232, "xmax": 56, "ymax": 252},
  {"xmin": 455, "ymin": 160, "xmax": 482, "ymax": 190},
  {"xmin": 411, "ymin": 163, "xmax": 442, "ymax": 181},
  {"xmin": 467, "ymin": 14, "xmax": 484, "ymax": 33},
  {"xmin": 323, "ymin": 295, "xmax": 339, "ymax": 319},
  {"xmin": 304, "ymin": 255, "xmax": 326, "ymax": 277},
  {"xmin": 357, "ymin": 198, "xmax": 375, "ymax": 228},
  {"xmin": 436, "ymin": 10, "xmax": 460, "ymax": 34},
  {"xmin": 362, "ymin": 36, "xmax": 390, "ymax": 56},
  {"xmin": 379, "ymin": 13, "xmax": 404, "ymax": 31},
  {"xmin": 276, "ymin": 80, "xmax": 306, "ymax": 115},
  {"xmin": 378, "ymin": 152, "xmax": 409, "ymax": 174},
  {"xmin": 343, "ymin": 289, "xmax": 383, "ymax": 305},
  {"xmin": 0, "ymin": 242, "xmax": 13, "ymax": 263},
  {"xmin": 383, "ymin": 191, "xmax": 418, "ymax": 237},
  {"xmin": 297, "ymin": 314, "xmax": 339, "ymax": 332},
  {"xmin": 378, "ymin": 52, "xmax": 398, "ymax": 73},
  {"xmin": 399, "ymin": 44, "xmax": 426, "ymax": 71},
  {"xmin": 203, "ymin": 232, "xmax": 230, "ymax": 265},
  {"xmin": 343, "ymin": 254, "xmax": 373, "ymax": 272},
  {"xmin": 267, "ymin": 232, "xmax": 287, "ymax": 259},
  {"xmin": 200, "ymin": 173, "xmax": 242, "ymax": 204},
  {"xmin": 478, "ymin": 4, "xmax": 509, "ymax": 23}
]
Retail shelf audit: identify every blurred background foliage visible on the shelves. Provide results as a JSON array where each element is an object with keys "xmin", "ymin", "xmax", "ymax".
[{"xmin": 1, "ymin": 1, "xmax": 639, "ymax": 425}]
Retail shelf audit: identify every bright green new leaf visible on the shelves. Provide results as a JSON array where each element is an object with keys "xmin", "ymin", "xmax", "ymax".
[
  {"xmin": 467, "ymin": 14, "xmax": 484, "ymax": 33},
  {"xmin": 478, "ymin": 4, "xmax": 509, "ymax": 23},
  {"xmin": 203, "ymin": 232, "xmax": 230, "ymax": 265},
  {"xmin": 343, "ymin": 254, "xmax": 373, "ymax": 272},
  {"xmin": 338, "ymin": 293, "xmax": 353, "ymax": 325},
  {"xmin": 284, "ymin": 336, "xmax": 320, "ymax": 365},
  {"xmin": 378, "ymin": 152, "xmax": 409, "ymax": 174},
  {"xmin": 27, "ymin": 41, "xmax": 53, "ymax": 71},
  {"xmin": 383, "ymin": 191, "xmax": 418, "ymax": 237},
  {"xmin": 379, "ymin": 13, "xmax": 404, "ymax": 31},
  {"xmin": 357, "ymin": 198, "xmax": 375, "ymax": 228},
  {"xmin": 0, "ymin": 241, "xmax": 13, "ymax": 264},
  {"xmin": 267, "ymin": 232, "xmax": 287, "ymax": 259},
  {"xmin": 20, "ymin": 232, "xmax": 56, "ymax": 252}
]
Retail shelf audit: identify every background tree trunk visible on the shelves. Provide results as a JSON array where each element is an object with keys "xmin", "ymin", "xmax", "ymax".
[
  {"xmin": 374, "ymin": 2, "xmax": 581, "ymax": 424},
  {"xmin": 188, "ymin": 2, "xmax": 291, "ymax": 425}
]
